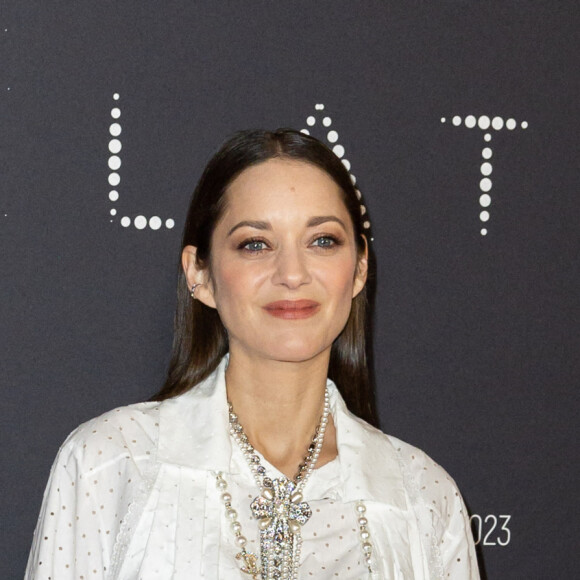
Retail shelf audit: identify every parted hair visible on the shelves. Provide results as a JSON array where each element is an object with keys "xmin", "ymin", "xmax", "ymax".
[{"xmin": 153, "ymin": 129, "xmax": 378, "ymax": 427}]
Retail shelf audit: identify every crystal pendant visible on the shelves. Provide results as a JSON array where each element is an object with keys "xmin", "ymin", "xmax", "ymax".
[{"xmin": 250, "ymin": 478, "xmax": 312, "ymax": 578}]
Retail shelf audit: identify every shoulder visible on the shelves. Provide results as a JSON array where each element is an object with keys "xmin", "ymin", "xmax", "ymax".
[
  {"xmin": 332, "ymin": 390, "xmax": 462, "ymax": 508},
  {"xmin": 388, "ymin": 435, "xmax": 459, "ymax": 488},
  {"xmin": 56, "ymin": 400, "xmax": 162, "ymax": 477},
  {"xmin": 387, "ymin": 435, "xmax": 463, "ymax": 512},
  {"xmin": 341, "ymin": 412, "xmax": 465, "ymax": 518},
  {"xmin": 28, "ymin": 402, "xmax": 166, "ymax": 578}
]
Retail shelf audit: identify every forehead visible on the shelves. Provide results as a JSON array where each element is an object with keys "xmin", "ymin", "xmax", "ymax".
[{"xmin": 222, "ymin": 158, "xmax": 348, "ymax": 217}]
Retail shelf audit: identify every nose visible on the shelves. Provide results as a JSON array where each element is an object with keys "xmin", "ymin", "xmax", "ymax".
[{"xmin": 271, "ymin": 246, "xmax": 312, "ymax": 289}]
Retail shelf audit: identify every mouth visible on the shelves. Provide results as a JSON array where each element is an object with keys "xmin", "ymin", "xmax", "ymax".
[{"xmin": 263, "ymin": 300, "xmax": 321, "ymax": 320}]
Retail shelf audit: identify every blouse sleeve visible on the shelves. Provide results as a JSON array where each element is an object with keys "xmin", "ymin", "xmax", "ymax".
[
  {"xmin": 25, "ymin": 430, "xmax": 115, "ymax": 579},
  {"xmin": 435, "ymin": 478, "xmax": 480, "ymax": 579},
  {"xmin": 394, "ymin": 438, "xmax": 481, "ymax": 580},
  {"xmin": 25, "ymin": 405, "xmax": 158, "ymax": 580}
]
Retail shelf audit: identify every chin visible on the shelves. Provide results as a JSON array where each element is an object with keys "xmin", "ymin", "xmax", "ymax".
[{"xmin": 261, "ymin": 339, "xmax": 330, "ymax": 364}]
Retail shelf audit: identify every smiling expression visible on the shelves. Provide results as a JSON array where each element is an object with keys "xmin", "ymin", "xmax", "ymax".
[{"xmin": 185, "ymin": 158, "xmax": 367, "ymax": 365}]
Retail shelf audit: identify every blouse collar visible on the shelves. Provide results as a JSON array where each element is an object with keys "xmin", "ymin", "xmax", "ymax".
[{"xmin": 157, "ymin": 356, "xmax": 406, "ymax": 510}]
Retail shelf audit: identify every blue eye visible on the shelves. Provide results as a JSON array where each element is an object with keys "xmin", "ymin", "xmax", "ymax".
[
  {"xmin": 242, "ymin": 239, "xmax": 267, "ymax": 252},
  {"xmin": 312, "ymin": 236, "xmax": 336, "ymax": 248}
]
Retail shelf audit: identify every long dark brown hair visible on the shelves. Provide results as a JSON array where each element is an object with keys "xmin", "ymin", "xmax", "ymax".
[{"xmin": 153, "ymin": 129, "xmax": 378, "ymax": 427}]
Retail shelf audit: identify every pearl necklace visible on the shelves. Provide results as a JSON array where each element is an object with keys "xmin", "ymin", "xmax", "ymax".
[{"xmin": 217, "ymin": 388, "xmax": 376, "ymax": 579}]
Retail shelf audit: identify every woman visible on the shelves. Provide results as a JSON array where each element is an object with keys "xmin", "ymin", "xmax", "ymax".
[{"xmin": 26, "ymin": 129, "xmax": 480, "ymax": 579}]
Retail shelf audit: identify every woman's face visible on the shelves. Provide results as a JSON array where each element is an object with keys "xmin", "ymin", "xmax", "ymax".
[{"xmin": 184, "ymin": 158, "xmax": 367, "ymax": 365}]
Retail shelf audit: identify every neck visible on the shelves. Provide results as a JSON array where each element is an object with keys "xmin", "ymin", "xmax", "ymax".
[{"xmin": 225, "ymin": 349, "xmax": 337, "ymax": 478}]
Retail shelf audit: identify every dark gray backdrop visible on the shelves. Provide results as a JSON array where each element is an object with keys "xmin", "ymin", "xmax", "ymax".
[{"xmin": 2, "ymin": 1, "xmax": 578, "ymax": 578}]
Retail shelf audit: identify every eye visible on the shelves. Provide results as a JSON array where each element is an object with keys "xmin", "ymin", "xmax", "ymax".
[
  {"xmin": 239, "ymin": 238, "xmax": 269, "ymax": 253},
  {"xmin": 311, "ymin": 235, "xmax": 339, "ymax": 248}
]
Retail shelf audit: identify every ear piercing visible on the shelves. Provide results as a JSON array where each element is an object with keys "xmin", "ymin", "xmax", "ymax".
[{"xmin": 190, "ymin": 283, "xmax": 202, "ymax": 299}]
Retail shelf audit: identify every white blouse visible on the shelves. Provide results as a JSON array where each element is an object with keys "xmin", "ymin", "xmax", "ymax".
[{"xmin": 26, "ymin": 358, "xmax": 480, "ymax": 579}]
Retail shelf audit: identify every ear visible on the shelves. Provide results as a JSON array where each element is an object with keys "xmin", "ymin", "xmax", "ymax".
[
  {"xmin": 181, "ymin": 245, "xmax": 217, "ymax": 309},
  {"xmin": 352, "ymin": 235, "xmax": 368, "ymax": 299}
]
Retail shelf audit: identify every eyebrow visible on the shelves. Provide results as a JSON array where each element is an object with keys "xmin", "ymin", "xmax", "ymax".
[
  {"xmin": 227, "ymin": 220, "xmax": 271, "ymax": 236},
  {"xmin": 227, "ymin": 215, "xmax": 347, "ymax": 237},
  {"xmin": 306, "ymin": 215, "xmax": 347, "ymax": 229}
]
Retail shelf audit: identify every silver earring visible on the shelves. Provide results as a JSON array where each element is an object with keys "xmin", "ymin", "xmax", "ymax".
[{"xmin": 190, "ymin": 283, "xmax": 202, "ymax": 299}]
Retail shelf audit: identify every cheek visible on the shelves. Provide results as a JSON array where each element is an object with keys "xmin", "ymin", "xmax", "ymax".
[
  {"xmin": 215, "ymin": 264, "xmax": 238, "ymax": 293},
  {"xmin": 320, "ymin": 260, "xmax": 358, "ymax": 302},
  {"xmin": 336, "ymin": 253, "xmax": 359, "ymax": 287},
  {"xmin": 210, "ymin": 259, "xmax": 267, "ymax": 314}
]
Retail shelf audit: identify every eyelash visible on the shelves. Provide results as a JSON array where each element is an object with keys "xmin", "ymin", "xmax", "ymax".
[
  {"xmin": 239, "ymin": 237, "xmax": 269, "ymax": 253},
  {"xmin": 311, "ymin": 235, "xmax": 342, "ymax": 249},
  {"xmin": 238, "ymin": 235, "xmax": 343, "ymax": 253}
]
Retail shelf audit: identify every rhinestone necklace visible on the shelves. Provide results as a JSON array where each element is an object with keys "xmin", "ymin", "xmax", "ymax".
[
  {"xmin": 217, "ymin": 388, "xmax": 377, "ymax": 579},
  {"xmin": 224, "ymin": 388, "xmax": 330, "ymax": 580}
]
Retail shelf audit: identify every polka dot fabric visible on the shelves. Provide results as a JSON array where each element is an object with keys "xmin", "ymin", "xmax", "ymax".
[
  {"xmin": 26, "ymin": 358, "xmax": 479, "ymax": 579},
  {"xmin": 26, "ymin": 404, "xmax": 160, "ymax": 579},
  {"xmin": 392, "ymin": 437, "xmax": 480, "ymax": 579}
]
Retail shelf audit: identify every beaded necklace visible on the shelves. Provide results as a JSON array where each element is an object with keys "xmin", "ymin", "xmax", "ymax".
[{"xmin": 217, "ymin": 388, "xmax": 376, "ymax": 579}]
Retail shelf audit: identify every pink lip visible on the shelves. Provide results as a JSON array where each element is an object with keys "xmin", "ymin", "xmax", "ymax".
[{"xmin": 263, "ymin": 300, "xmax": 321, "ymax": 320}]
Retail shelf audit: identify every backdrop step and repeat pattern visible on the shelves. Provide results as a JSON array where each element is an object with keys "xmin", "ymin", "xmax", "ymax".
[{"xmin": 2, "ymin": 2, "xmax": 578, "ymax": 578}]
